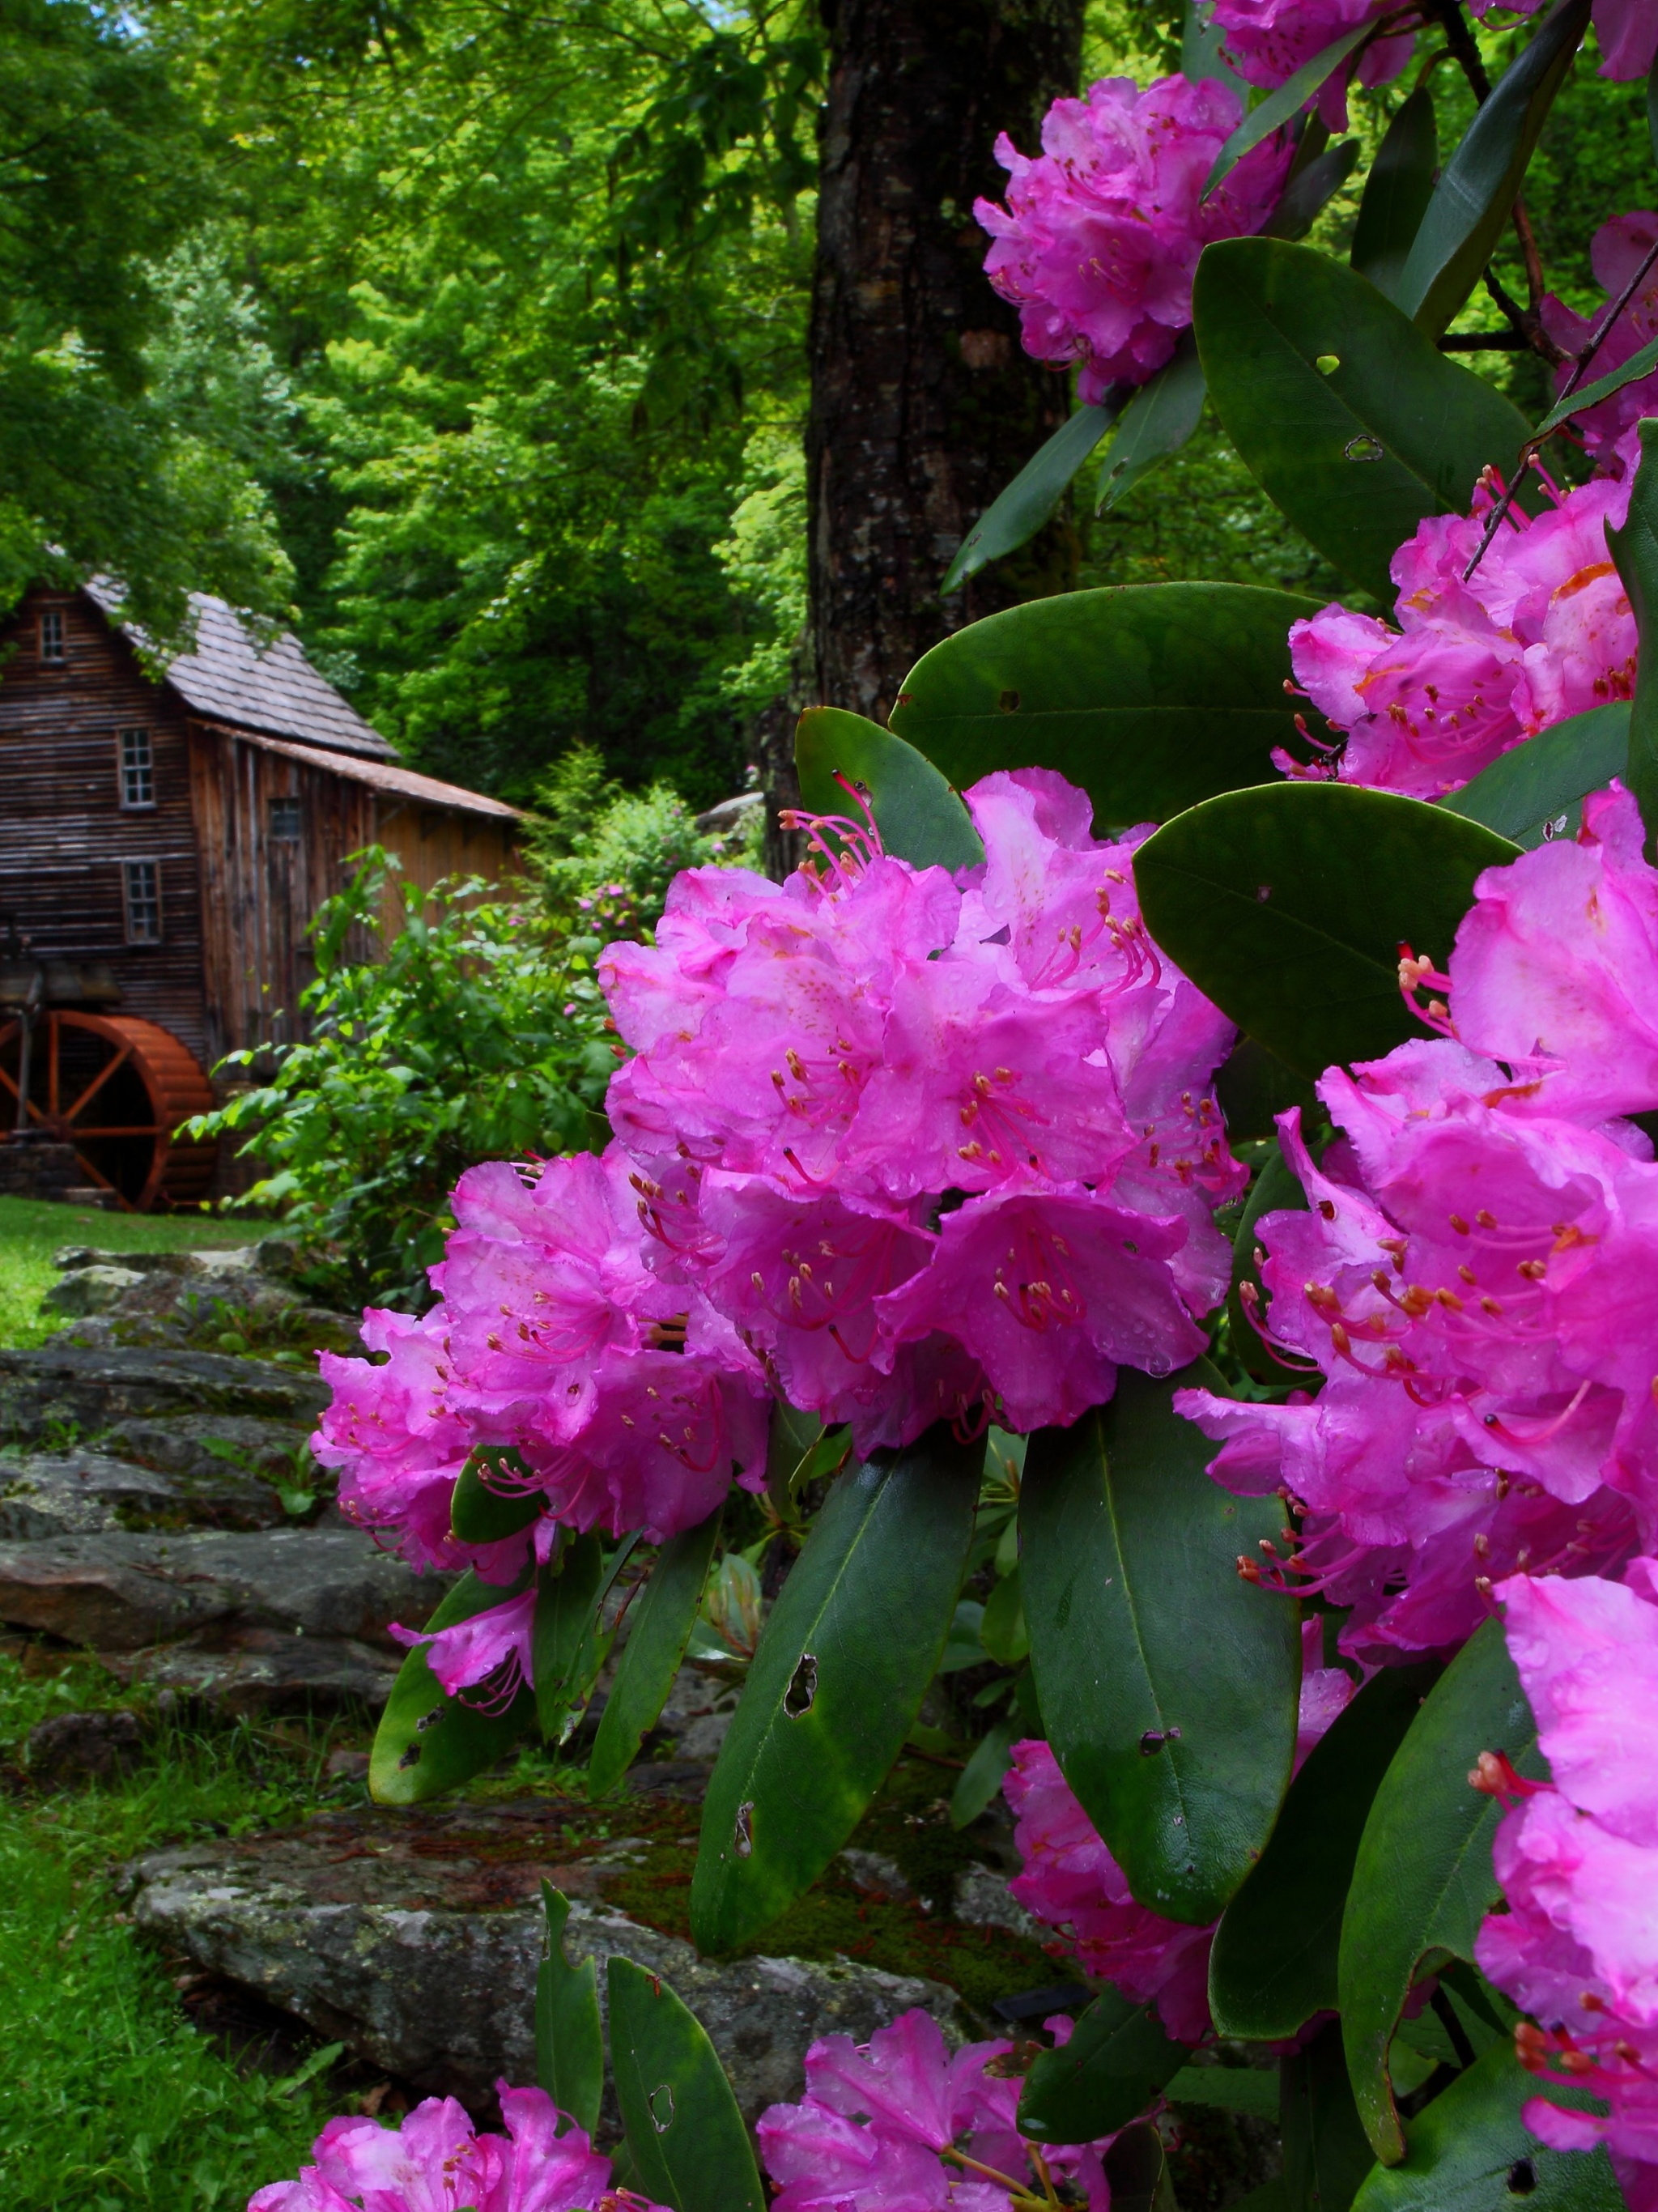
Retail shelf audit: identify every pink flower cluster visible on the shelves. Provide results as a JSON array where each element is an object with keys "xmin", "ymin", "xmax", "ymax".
[
  {"xmin": 1210, "ymin": 1, "xmax": 1413, "ymax": 130},
  {"xmin": 1469, "ymin": 0, "xmax": 1658, "ymax": 80},
  {"xmin": 1177, "ymin": 785, "xmax": 1658, "ymax": 1661},
  {"xmin": 602, "ymin": 770, "xmax": 1244, "ymax": 1449},
  {"xmin": 1002, "ymin": 1636, "xmax": 1354, "ymax": 2042},
  {"xmin": 1476, "ymin": 1566, "xmax": 1658, "ymax": 2212},
  {"xmin": 249, "ymin": 2082, "xmax": 665, "ymax": 2212},
  {"xmin": 1285, "ymin": 462, "xmax": 1637, "ymax": 799},
  {"xmin": 756, "ymin": 2008, "xmax": 1113, "ymax": 2211},
  {"xmin": 1543, "ymin": 214, "xmax": 1658, "ymax": 466},
  {"xmin": 974, "ymin": 74, "xmax": 1292, "ymax": 401}
]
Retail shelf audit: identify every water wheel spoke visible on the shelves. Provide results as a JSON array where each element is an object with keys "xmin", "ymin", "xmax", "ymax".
[
  {"xmin": 68, "ymin": 1149, "xmax": 128, "ymax": 1208},
  {"xmin": 62, "ymin": 1041, "xmax": 135, "ymax": 1125}
]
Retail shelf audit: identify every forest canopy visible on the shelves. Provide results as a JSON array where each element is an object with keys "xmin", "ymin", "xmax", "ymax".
[{"xmin": 1, "ymin": 0, "xmax": 1647, "ymax": 805}]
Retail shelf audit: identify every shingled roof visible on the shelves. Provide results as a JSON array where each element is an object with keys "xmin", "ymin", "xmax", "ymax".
[{"xmin": 85, "ymin": 584, "xmax": 396, "ymax": 760}]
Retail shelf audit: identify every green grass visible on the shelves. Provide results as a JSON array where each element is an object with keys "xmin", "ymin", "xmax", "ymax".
[
  {"xmin": 0, "ymin": 1653, "xmax": 359, "ymax": 2210},
  {"xmin": 0, "ymin": 1196, "xmax": 257, "ymax": 1351}
]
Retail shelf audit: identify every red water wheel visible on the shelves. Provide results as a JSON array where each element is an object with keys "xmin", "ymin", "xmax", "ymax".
[{"xmin": 0, "ymin": 1012, "xmax": 218, "ymax": 1210}]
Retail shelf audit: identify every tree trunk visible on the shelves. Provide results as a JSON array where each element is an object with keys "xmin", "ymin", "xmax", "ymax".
[{"xmin": 806, "ymin": 0, "xmax": 1084, "ymax": 731}]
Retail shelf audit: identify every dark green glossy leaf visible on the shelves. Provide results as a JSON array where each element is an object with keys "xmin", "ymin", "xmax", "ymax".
[
  {"xmin": 1095, "ymin": 334, "xmax": 1206, "ymax": 513},
  {"xmin": 1168, "ymin": 2065, "xmax": 1282, "ymax": 2117},
  {"xmin": 1194, "ymin": 240, "xmax": 1533, "ymax": 601},
  {"xmin": 1203, "ymin": 22, "xmax": 1371, "ymax": 196},
  {"xmin": 369, "ymin": 1568, "xmax": 536, "ymax": 1805},
  {"xmin": 1226, "ymin": 1135, "xmax": 1309, "ymax": 1386},
  {"xmin": 887, "ymin": 585, "xmax": 1325, "ymax": 832},
  {"xmin": 1022, "ymin": 1365, "xmax": 1301, "ymax": 1924},
  {"xmin": 450, "ymin": 1449, "xmax": 545, "ymax": 1545},
  {"xmin": 1352, "ymin": 2042, "xmax": 1622, "ymax": 2212},
  {"xmin": 589, "ymin": 1507, "xmax": 724, "ymax": 1797},
  {"xmin": 943, "ymin": 403, "xmax": 1118, "ymax": 591},
  {"xmin": 533, "ymin": 1532, "xmax": 609, "ymax": 1743},
  {"xmin": 1283, "ymin": 2018, "xmax": 1381, "ymax": 2212},
  {"xmin": 1264, "ymin": 138, "xmax": 1362, "ymax": 245},
  {"xmin": 1107, "ymin": 2120, "xmax": 1182, "ymax": 2212},
  {"xmin": 1442, "ymin": 704, "xmax": 1631, "ymax": 849},
  {"xmin": 765, "ymin": 1398, "xmax": 823, "ymax": 1521},
  {"xmin": 1340, "ymin": 1619, "xmax": 1545, "ymax": 2162},
  {"xmin": 1135, "ymin": 783, "xmax": 1520, "ymax": 1079},
  {"xmin": 1209, "ymin": 1661, "xmax": 1442, "ymax": 2039},
  {"xmin": 1397, "ymin": 0, "xmax": 1592, "ymax": 338},
  {"xmin": 691, "ymin": 1427, "xmax": 981, "ymax": 1952},
  {"xmin": 608, "ymin": 1956, "xmax": 765, "ymax": 2212},
  {"xmin": 1350, "ymin": 90, "xmax": 1438, "ymax": 302},
  {"xmin": 535, "ymin": 1882, "xmax": 603, "ymax": 2137},
  {"xmin": 1607, "ymin": 420, "xmax": 1658, "ymax": 839},
  {"xmin": 949, "ymin": 1715, "xmax": 1018, "ymax": 1829},
  {"xmin": 794, "ymin": 706, "xmax": 983, "ymax": 872},
  {"xmin": 1018, "ymin": 1989, "xmax": 1188, "ymax": 2146},
  {"xmin": 1183, "ymin": 0, "xmax": 1244, "ymax": 94},
  {"xmin": 1537, "ymin": 332, "xmax": 1658, "ymax": 438},
  {"xmin": 1215, "ymin": 1036, "xmax": 1320, "ymax": 1146},
  {"xmin": 980, "ymin": 1563, "xmax": 1028, "ymax": 1665}
]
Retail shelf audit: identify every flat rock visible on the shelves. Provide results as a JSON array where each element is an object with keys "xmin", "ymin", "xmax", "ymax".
[
  {"xmin": 105, "ymin": 1627, "xmax": 401, "ymax": 1716},
  {"xmin": 0, "ymin": 1528, "xmax": 439, "ymax": 1650},
  {"xmin": 28, "ymin": 1706, "xmax": 146, "ymax": 1785},
  {"xmin": 0, "ymin": 1346, "xmax": 328, "ymax": 1445},
  {"xmin": 125, "ymin": 1802, "xmax": 963, "ymax": 2120},
  {"xmin": 0, "ymin": 1448, "xmax": 284, "ymax": 1538},
  {"xmin": 99, "ymin": 1414, "xmax": 317, "ymax": 1491}
]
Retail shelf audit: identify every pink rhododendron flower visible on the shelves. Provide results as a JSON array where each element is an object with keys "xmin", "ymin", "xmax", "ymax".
[
  {"xmin": 249, "ymin": 2082, "xmax": 665, "ymax": 2212},
  {"xmin": 1175, "ymin": 793, "xmax": 1658, "ymax": 1654},
  {"xmin": 1474, "ymin": 1565, "xmax": 1658, "ymax": 2210},
  {"xmin": 1541, "ymin": 215, "xmax": 1658, "ymax": 465},
  {"xmin": 1285, "ymin": 470, "xmax": 1637, "ymax": 798},
  {"xmin": 1211, "ymin": 0, "xmax": 1414, "ymax": 129},
  {"xmin": 1469, "ymin": 0, "xmax": 1658, "ymax": 80},
  {"xmin": 602, "ymin": 769, "xmax": 1244, "ymax": 1449},
  {"xmin": 973, "ymin": 74, "xmax": 1292, "ymax": 400},
  {"xmin": 389, "ymin": 1587, "xmax": 537, "ymax": 1711},
  {"xmin": 756, "ymin": 2007, "xmax": 1114, "ymax": 2211}
]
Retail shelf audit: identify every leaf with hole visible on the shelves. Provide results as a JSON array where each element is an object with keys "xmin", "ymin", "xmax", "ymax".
[
  {"xmin": 943, "ymin": 402, "xmax": 1119, "ymax": 591},
  {"xmin": 1209, "ymin": 1661, "xmax": 1443, "ymax": 2039},
  {"xmin": 1021, "ymin": 1365, "xmax": 1301, "ymax": 1924},
  {"xmin": 369, "ymin": 1568, "xmax": 537, "ymax": 1805},
  {"xmin": 1134, "ymin": 783, "xmax": 1520, "ymax": 1080},
  {"xmin": 1396, "ymin": 0, "xmax": 1592, "ymax": 338},
  {"xmin": 1194, "ymin": 239, "xmax": 1533, "ymax": 601},
  {"xmin": 589, "ymin": 1506, "xmax": 724, "ymax": 1797},
  {"xmin": 1442, "ymin": 704, "xmax": 1631, "ymax": 849},
  {"xmin": 1608, "ymin": 419, "xmax": 1658, "ymax": 838},
  {"xmin": 608, "ymin": 1957, "xmax": 765, "ymax": 2212},
  {"xmin": 887, "ymin": 584, "xmax": 1326, "ymax": 832},
  {"xmin": 1282, "ymin": 2017, "xmax": 1380, "ymax": 2212},
  {"xmin": 1095, "ymin": 334, "xmax": 1207, "ymax": 513},
  {"xmin": 1350, "ymin": 90, "xmax": 1437, "ymax": 302},
  {"xmin": 1203, "ymin": 22, "xmax": 1372, "ymax": 197},
  {"xmin": 691, "ymin": 1427, "xmax": 981, "ymax": 1952},
  {"xmin": 535, "ymin": 1882, "xmax": 602, "ymax": 2137},
  {"xmin": 1351, "ymin": 2042, "xmax": 1622, "ymax": 2212},
  {"xmin": 1018, "ymin": 1988, "xmax": 1188, "ymax": 2146},
  {"xmin": 1340, "ymin": 1619, "xmax": 1545, "ymax": 2163},
  {"xmin": 794, "ymin": 706, "xmax": 983, "ymax": 872}
]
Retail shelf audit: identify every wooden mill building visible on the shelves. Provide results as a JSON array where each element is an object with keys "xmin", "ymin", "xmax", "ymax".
[{"xmin": 0, "ymin": 583, "xmax": 521, "ymax": 1207}]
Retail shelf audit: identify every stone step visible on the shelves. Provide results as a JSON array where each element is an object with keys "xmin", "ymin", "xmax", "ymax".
[
  {"xmin": 104, "ymin": 1627, "xmax": 401, "ymax": 1716},
  {"xmin": 123, "ymin": 1802, "xmax": 964, "ymax": 2123},
  {"xmin": 0, "ymin": 1346, "xmax": 329, "ymax": 1444},
  {"xmin": 0, "ymin": 1448, "xmax": 287, "ymax": 1538},
  {"xmin": 0, "ymin": 1528, "xmax": 440, "ymax": 1650}
]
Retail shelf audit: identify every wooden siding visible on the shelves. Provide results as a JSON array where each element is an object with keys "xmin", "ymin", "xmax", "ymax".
[
  {"xmin": 188, "ymin": 722, "xmax": 378, "ymax": 1066},
  {"xmin": 0, "ymin": 590, "xmax": 210, "ymax": 1066},
  {"xmin": 374, "ymin": 802, "xmax": 521, "ymax": 929}
]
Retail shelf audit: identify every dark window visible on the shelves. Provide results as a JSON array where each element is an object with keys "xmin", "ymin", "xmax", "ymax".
[
  {"xmin": 270, "ymin": 796, "xmax": 303, "ymax": 842},
  {"xmin": 38, "ymin": 608, "xmax": 65, "ymax": 663},
  {"xmin": 118, "ymin": 729, "xmax": 155, "ymax": 810},
  {"xmin": 122, "ymin": 860, "xmax": 162, "ymax": 945}
]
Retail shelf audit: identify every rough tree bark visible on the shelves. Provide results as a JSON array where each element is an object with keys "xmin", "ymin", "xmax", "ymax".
[{"xmin": 809, "ymin": 2, "xmax": 1082, "ymax": 691}]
